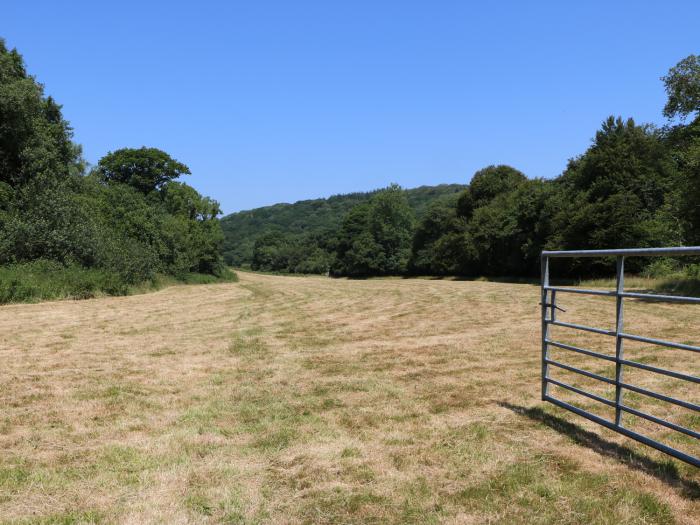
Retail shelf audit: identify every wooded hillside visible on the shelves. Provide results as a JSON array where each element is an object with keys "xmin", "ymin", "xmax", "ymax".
[{"xmin": 221, "ymin": 184, "xmax": 465, "ymax": 269}]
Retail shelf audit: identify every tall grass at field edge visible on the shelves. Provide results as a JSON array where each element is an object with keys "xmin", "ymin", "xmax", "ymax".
[{"xmin": 0, "ymin": 260, "xmax": 238, "ymax": 305}]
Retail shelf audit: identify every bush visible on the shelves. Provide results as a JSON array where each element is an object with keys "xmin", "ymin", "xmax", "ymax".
[
  {"xmin": 685, "ymin": 264, "xmax": 700, "ymax": 280},
  {"xmin": 642, "ymin": 258, "xmax": 678, "ymax": 278}
]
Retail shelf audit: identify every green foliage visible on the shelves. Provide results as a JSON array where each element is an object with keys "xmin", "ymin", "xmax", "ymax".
[
  {"xmin": 0, "ymin": 259, "xmax": 127, "ymax": 302},
  {"xmin": 408, "ymin": 195, "xmax": 463, "ymax": 274},
  {"xmin": 251, "ymin": 231, "xmax": 334, "ymax": 274},
  {"xmin": 465, "ymin": 165, "xmax": 527, "ymax": 211},
  {"xmin": 0, "ymin": 40, "xmax": 230, "ymax": 303},
  {"xmin": 663, "ymin": 116, "xmax": 700, "ymax": 244},
  {"xmin": 551, "ymin": 116, "xmax": 681, "ymax": 274},
  {"xmin": 0, "ymin": 259, "xmax": 236, "ymax": 305},
  {"xmin": 1, "ymin": 174, "xmax": 101, "ymax": 266},
  {"xmin": 366, "ymin": 184, "xmax": 415, "ymax": 273},
  {"xmin": 424, "ymin": 116, "xmax": 690, "ymax": 279},
  {"xmin": 662, "ymin": 54, "xmax": 700, "ymax": 120},
  {"xmin": 96, "ymin": 147, "xmax": 190, "ymax": 194},
  {"xmin": 412, "ymin": 172, "xmax": 559, "ymax": 277},
  {"xmin": 333, "ymin": 184, "xmax": 414, "ymax": 276},
  {"xmin": 467, "ymin": 178, "xmax": 559, "ymax": 276},
  {"xmin": 221, "ymin": 184, "xmax": 465, "ymax": 268},
  {"xmin": 0, "ymin": 40, "xmax": 79, "ymax": 188},
  {"xmin": 661, "ymin": 56, "xmax": 700, "ymax": 248}
]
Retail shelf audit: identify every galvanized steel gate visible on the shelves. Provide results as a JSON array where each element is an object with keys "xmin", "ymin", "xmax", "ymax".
[{"xmin": 540, "ymin": 247, "xmax": 700, "ymax": 467}]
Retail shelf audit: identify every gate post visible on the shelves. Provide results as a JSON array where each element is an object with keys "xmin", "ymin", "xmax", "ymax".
[
  {"xmin": 541, "ymin": 254, "xmax": 550, "ymax": 401},
  {"xmin": 614, "ymin": 256, "xmax": 625, "ymax": 427}
]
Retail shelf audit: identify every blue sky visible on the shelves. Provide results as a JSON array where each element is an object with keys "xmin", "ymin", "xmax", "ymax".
[{"xmin": 4, "ymin": 1, "xmax": 699, "ymax": 213}]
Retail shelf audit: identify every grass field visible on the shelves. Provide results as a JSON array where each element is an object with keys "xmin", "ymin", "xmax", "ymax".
[{"xmin": 0, "ymin": 271, "xmax": 698, "ymax": 524}]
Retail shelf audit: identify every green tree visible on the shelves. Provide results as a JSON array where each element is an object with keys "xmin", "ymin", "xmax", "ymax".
[
  {"xmin": 552, "ymin": 117, "xmax": 680, "ymax": 274},
  {"xmin": 332, "ymin": 202, "xmax": 371, "ymax": 275},
  {"xmin": 1, "ymin": 175, "xmax": 101, "ymax": 266},
  {"xmin": 0, "ymin": 39, "xmax": 80, "ymax": 187},
  {"xmin": 160, "ymin": 182, "xmax": 225, "ymax": 275},
  {"xmin": 96, "ymin": 147, "xmax": 190, "ymax": 194},
  {"xmin": 366, "ymin": 184, "xmax": 414, "ymax": 274},
  {"xmin": 250, "ymin": 231, "xmax": 333, "ymax": 274},
  {"xmin": 662, "ymin": 54, "xmax": 700, "ymax": 120},
  {"xmin": 220, "ymin": 184, "xmax": 465, "ymax": 268},
  {"xmin": 466, "ymin": 165, "xmax": 526, "ymax": 210},
  {"xmin": 251, "ymin": 231, "xmax": 289, "ymax": 271},
  {"xmin": 409, "ymin": 196, "xmax": 463, "ymax": 274},
  {"xmin": 411, "ymin": 166, "xmax": 548, "ymax": 277},
  {"xmin": 333, "ymin": 185, "xmax": 415, "ymax": 276},
  {"xmin": 465, "ymin": 179, "xmax": 560, "ymax": 276},
  {"xmin": 667, "ymin": 119, "xmax": 700, "ymax": 243},
  {"xmin": 662, "ymin": 56, "xmax": 700, "ymax": 245}
]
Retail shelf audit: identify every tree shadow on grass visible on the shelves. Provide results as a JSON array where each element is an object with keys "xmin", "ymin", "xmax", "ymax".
[{"xmin": 499, "ymin": 402, "xmax": 700, "ymax": 500}]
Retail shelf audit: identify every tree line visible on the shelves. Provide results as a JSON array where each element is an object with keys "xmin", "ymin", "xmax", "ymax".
[
  {"xmin": 0, "ymin": 39, "xmax": 231, "ymax": 302},
  {"xmin": 249, "ymin": 54, "xmax": 700, "ymax": 278},
  {"xmin": 2, "ymin": 35, "xmax": 699, "ymax": 301}
]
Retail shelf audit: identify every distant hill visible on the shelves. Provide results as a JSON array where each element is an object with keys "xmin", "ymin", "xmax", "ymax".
[{"xmin": 221, "ymin": 184, "xmax": 466, "ymax": 267}]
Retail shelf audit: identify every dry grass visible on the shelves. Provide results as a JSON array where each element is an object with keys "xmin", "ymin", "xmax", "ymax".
[{"xmin": 0, "ymin": 271, "xmax": 698, "ymax": 524}]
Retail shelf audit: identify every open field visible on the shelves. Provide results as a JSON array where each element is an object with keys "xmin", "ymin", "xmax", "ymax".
[{"xmin": 0, "ymin": 271, "xmax": 698, "ymax": 524}]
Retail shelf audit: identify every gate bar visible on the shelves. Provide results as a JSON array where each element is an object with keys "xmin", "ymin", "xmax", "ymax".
[
  {"xmin": 543, "ymin": 247, "xmax": 700, "ymax": 257},
  {"xmin": 546, "ymin": 339, "xmax": 616, "ymax": 362},
  {"xmin": 544, "ymin": 286, "xmax": 616, "ymax": 296},
  {"xmin": 545, "ymin": 286, "xmax": 700, "ymax": 304},
  {"xmin": 620, "ymin": 333, "xmax": 700, "ymax": 353},
  {"xmin": 621, "ymin": 291, "xmax": 700, "ymax": 304},
  {"xmin": 548, "ymin": 319, "xmax": 614, "ymax": 336}
]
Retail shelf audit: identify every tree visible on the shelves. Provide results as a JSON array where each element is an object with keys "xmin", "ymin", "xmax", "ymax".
[
  {"xmin": 662, "ymin": 56, "xmax": 700, "ymax": 244},
  {"xmin": 251, "ymin": 232, "xmax": 288, "ymax": 271},
  {"xmin": 159, "ymin": 182, "xmax": 225, "ymax": 275},
  {"xmin": 465, "ymin": 179, "xmax": 561, "ymax": 276},
  {"xmin": 410, "ymin": 165, "xmax": 546, "ymax": 277},
  {"xmin": 249, "ymin": 231, "xmax": 332, "ymax": 274},
  {"xmin": 333, "ymin": 185, "xmax": 415, "ymax": 276},
  {"xmin": 332, "ymin": 202, "xmax": 371, "ymax": 275},
  {"xmin": 467, "ymin": 165, "xmax": 527, "ymax": 208},
  {"xmin": 662, "ymin": 54, "xmax": 700, "ymax": 120},
  {"xmin": 366, "ymin": 184, "xmax": 414, "ymax": 274},
  {"xmin": 1, "ymin": 175, "xmax": 101, "ymax": 266},
  {"xmin": 409, "ymin": 196, "xmax": 463, "ymax": 274},
  {"xmin": 162, "ymin": 181, "xmax": 221, "ymax": 221},
  {"xmin": 553, "ymin": 117, "xmax": 680, "ymax": 274},
  {"xmin": 96, "ymin": 147, "xmax": 190, "ymax": 194},
  {"xmin": 0, "ymin": 39, "xmax": 79, "ymax": 187}
]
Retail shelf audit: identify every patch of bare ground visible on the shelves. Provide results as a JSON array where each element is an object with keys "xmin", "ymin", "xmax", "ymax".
[{"xmin": 0, "ymin": 271, "xmax": 697, "ymax": 523}]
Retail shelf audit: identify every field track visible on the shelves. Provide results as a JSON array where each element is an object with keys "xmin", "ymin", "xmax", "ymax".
[{"xmin": 1, "ymin": 271, "xmax": 698, "ymax": 524}]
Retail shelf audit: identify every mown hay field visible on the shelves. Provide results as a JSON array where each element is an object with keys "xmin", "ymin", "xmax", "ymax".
[{"xmin": 0, "ymin": 271, "xmax": 698, "ymax": 524}]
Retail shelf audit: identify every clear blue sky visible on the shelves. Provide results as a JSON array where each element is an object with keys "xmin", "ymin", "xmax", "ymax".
[{"xmin": 4, "ymin": 1, "xmax": 699, "ymax": 214}]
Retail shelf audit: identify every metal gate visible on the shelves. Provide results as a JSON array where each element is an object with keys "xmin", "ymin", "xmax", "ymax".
[{"xmin": 540, "ymin": 247, "xmax": 700, "ymax": 467}]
